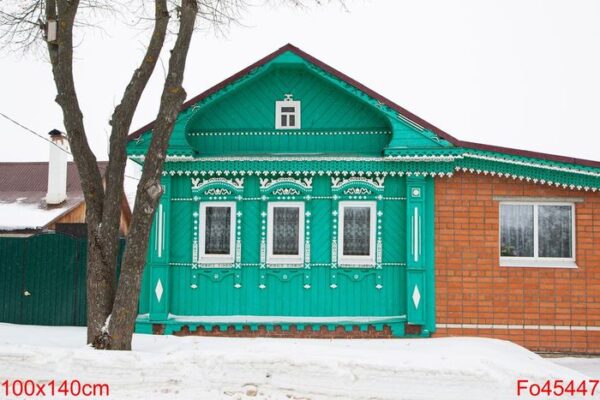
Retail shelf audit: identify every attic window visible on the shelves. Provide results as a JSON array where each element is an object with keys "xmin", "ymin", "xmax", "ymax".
[{"xmin": 275, "ymin": 94, "xmax": 301, "ymax": 129}]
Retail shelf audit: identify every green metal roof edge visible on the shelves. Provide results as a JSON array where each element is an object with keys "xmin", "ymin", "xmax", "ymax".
[{"xmin": 127, "ymin": 145, "xmax": 600, "ymax": 189}]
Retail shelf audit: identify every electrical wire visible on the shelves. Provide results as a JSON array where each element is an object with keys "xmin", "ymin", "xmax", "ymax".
[
  {"xmin": 0, "ymin": 111, "xmax": 71, "ymax": 155},
  {"xmin": 1, "ymin": 111, "xmax": 140, "ymax": 181}
]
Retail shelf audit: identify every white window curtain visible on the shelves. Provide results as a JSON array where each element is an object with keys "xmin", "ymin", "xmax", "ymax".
[
  {"xmin": 343, "ymin": 206, "xmax": 371, "ymax": 256},
  {"xmin": 538, "ymin": 205, "xmax": 572, "ymax": 258},
  {"xmin": 273, "ymin": 207, "xmax": 300, "ymax": 255},
  {"xmin": 500, "ymin": 204, "xmax": 534, "ymax": 257},
  {"xmin": 204, "ymin": 206, "xmax": 231, "ymax": 255}
]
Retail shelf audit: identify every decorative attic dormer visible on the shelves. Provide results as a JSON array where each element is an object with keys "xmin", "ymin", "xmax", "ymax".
[{"xmin": 275, "ymin": 94, "xmax": 301, "ymax": 129}]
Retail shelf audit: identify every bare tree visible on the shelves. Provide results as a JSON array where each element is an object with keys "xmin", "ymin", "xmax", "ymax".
[{"xmin": 0, "ymin": 0, "xmax": 339, "ymax": 350}]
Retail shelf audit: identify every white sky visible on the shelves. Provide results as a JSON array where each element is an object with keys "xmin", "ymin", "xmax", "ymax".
[{"xmin": 1, "ymin": 0, "xmax": 599, "ymax": 162}]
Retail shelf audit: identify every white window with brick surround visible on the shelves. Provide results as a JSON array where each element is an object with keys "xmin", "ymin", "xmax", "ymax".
[{"xmin": 499, "ymin": 201, "xmax": 576, "ymax": 268}]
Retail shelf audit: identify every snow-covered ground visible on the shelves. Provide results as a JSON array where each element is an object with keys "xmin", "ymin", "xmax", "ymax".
[
  {"xmin": 550, "ymin": 357, "xmax": 600, "ymax": 377},
  {"xmin": 0, "ymin": 323, "xmax": 595, "ymax": 399}
]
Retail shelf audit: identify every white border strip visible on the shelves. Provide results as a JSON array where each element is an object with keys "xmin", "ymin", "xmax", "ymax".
[
  {"xmin": 156, "ymin": 204, "xmax": 163, "ymax": 258},
  {"xmin": 131, "ymin": 154, "xmax": 457, "ymax": 163},
  {"xmin": 437, "ymin": 323, "xmax": 600, "ymax": 332},
  {"xmin": 165, "ymin": 314, "xmax": 407, "ymax": 324}
]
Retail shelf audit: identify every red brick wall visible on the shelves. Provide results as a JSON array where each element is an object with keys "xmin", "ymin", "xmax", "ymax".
[{"xmin": 434, "ymin": 172, "xmax": 600, "ymax": 353}]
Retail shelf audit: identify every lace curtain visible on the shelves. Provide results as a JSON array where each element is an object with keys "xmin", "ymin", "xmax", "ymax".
[
  {"xmin": 273, "ymin": 207, "xmax": 300, "ymax": 255},
  {"xmin": 205, "ymin": 206, "xmax": 231, "ymax": 254},
  {"xmin": 538, "ymin": 205, "xmax": 572, "ymax": 258},
  {"xmin": 343, "ymin": 206, "xmax": 371, "ymax": 256},
  {"xmin": 501, "ymin": 204, "xmax": 572, "ymax": 258},
  {"xmin": 500, "ymin": 204, "xmax": 534, "ymax": 257}
]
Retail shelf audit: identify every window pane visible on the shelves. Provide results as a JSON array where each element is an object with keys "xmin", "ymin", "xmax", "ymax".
[
  {"xmin": 289, "ymin": 114, "xmax": 295, "ymax": 127},
  {"xmin": 538, "ymin": 205, "xmax": 572, "ymax": 258},
  {"xmin": 281, "ymin": 107, "xmax": 295, "ymax": 112},
  {"xmin": 343, "ymin": 206, "xmax": 371, "ymax": 256},
  {"xmin": 500, "ymin": 204, "xmax": 534, "ymax": 257},
  {"xmin": 205, "ymin": 206, "xmax": 231, "ymax": 254},
  {"xmin": 280, "ymin": 115, "xmax": 287, "ymax": 127},
  {"xmin": 273, "ymin": 207, "xmax": 300, "ymax": 255}
]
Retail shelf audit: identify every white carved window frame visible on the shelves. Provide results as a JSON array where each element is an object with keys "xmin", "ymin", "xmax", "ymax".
[
  {"xmin": 267, "ymin": 201, "xmax": 305, "ymax": 266},
  {"xmin": 337, "ymin": 201, "xmax": 377, "ymax": 266},
  {"xmin": 275, "ymin": 98, "xmax": 301, "ymax": 129},
  {"xmin": 198, "ymin": 201, "xmax": 236, "ymax": 264}
]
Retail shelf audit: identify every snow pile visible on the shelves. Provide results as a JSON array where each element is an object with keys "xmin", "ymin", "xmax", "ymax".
[{"xmin": 0, "ymin": 323, "xmax": 589, "ymax": 399}]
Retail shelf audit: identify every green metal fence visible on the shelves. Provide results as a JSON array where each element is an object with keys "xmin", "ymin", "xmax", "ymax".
[{"xmin": 0, "ymin": 233, "xmax": 124, "ymax": 326}]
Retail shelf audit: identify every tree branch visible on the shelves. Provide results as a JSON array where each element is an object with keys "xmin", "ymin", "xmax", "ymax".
[
  {"xmin": 109, "ymin": 0, "xmax": 198, "ymax": 350},
  {"xmin": 100, "ymin": 0, "xmax": 170, "ymax": 258},
  {"xmin": 47, "ymin": 0, "xmax": 104, "ymax": 219}
]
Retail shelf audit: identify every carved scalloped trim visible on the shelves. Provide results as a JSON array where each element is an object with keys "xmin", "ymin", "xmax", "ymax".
[
  {"xmin": 332, "ymin": 176, "xmax": 385, "ymax": 189},
  {"xmin": 191, "ymin": 177, "xmax": 244, "ymax": 190}
]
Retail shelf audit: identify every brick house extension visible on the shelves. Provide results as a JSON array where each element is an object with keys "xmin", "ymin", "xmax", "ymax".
[
  {"xmin": 435, "ymin": 173, "xmax": 600, "ymax": 353},
  {"xmin": 127, "ymin": 44, "xmax": 600, "ymax": 354}
]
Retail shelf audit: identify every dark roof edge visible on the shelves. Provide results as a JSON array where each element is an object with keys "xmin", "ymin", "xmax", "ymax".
[
  {"xmin": 458, "ymin": 140, "xmax": 600, "ymax": 169},
  {"xmin": 127, "ymin": 43, "xmax": 600, "ymax": 170}
]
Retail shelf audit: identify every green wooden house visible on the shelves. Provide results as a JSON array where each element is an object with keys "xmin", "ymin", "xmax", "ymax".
[{"xmin": 127, "ymin": 44, "xmax": 600, "ymax": 339}]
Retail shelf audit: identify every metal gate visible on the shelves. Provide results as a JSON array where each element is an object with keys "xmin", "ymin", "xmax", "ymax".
[{"xmin": 0, "ymin": 233, "xmax": 123, "ymax": 326}]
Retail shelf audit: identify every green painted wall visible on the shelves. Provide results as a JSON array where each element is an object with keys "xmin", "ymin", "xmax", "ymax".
[
  {"xmin": 143, "ymin": 175, "xmax": 407, "ymax": 319},
  {"xmin": 187, "ymin": 65, "xmax": 390, "ymax": 132},
  {"xmin": 184, "ymin": 64, "xmax": 392, "ymax": 156}
]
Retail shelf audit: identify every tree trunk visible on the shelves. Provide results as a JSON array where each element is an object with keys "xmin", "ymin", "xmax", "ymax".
[
  {"xmin": 45, "ymin": 0, "xmax": 109, "ymax": 344},
  {"xmin": 44, "ymin": 0, "xmax": 172, "ymax": 345},
  {"xmin": 87, "ymin": 0, "xmax": 170, "ymax": 347},
  {"xmin": 109, "ymin": 0, "xmax": 198, "ymax": 350},
  {"xmin": 86, "ymin": 224, "xmax": 117, "ymax": 342}
]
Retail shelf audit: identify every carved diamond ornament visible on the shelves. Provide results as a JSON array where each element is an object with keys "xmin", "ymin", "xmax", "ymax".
[
  {"xmin": 412, "ymin": 284, "xmax": 421, "ymax": 309},
  {"xmin": 155, "ymin": 279, "xmax": 164, "ymax": 303}
]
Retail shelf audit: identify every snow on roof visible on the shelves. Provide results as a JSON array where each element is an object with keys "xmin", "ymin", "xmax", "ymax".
[
  {"xmin": 0, "ymin": 195, "xmax": 82, "ymax": 231},
  {"xmin": 0, "ymin": 161, "xmax": 108, "ymax": 231}
]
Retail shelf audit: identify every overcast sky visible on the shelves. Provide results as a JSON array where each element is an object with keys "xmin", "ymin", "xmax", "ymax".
[{"xmin": 1, "ymin": 0, "xmax": 599, "ymax": 162}]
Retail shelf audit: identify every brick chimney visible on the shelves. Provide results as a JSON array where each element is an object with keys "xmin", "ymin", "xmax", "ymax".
[{"xmin": 46, "ymin": 129, "xmax": 69, "ymax": 205}]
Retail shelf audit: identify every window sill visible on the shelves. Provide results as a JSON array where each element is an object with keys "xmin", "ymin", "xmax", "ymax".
[
  {"xmin": 266, "ymin": 264, "xmax": 304, "ymax": 269},
  {"xmin": 500, "ymin": 258, "xmax": 578, "ymax": 269},
  {"xmin": 267, "ymin": 256, "xmax": 304, "ymax": 266},
  {"xmin": 198, "ymin": 257, "xmax": 235, "ymax": 265},
  {"xmin": 338, "ymin": 257, "xmax": 376, "ymax": 268}
]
